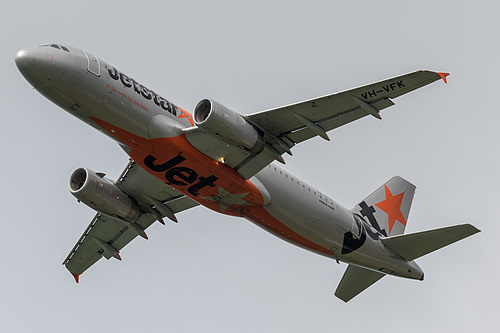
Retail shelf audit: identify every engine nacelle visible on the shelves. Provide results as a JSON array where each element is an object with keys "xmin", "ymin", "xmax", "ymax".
[
  {"xmin": 69, "ymin": 168, "xmax": 139, "ymax": 222},
  {"xmin": 194, "ymin": 99, "xmax": 264, "ymax": 153}
]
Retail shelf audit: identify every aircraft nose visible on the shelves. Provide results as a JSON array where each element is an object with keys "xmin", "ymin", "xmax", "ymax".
[{"xmin": 15, "ymin": 48, "xmax": 38, "ymax": 74}]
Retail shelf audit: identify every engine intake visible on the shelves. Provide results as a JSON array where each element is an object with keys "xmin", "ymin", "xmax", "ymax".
[
  {"xmin": 69, "ymin": 168, "xmax": 139, "ymax": 222},
  {"xmin": 194, "ymin": 99, "xmax": 264, "ymax": 153}
]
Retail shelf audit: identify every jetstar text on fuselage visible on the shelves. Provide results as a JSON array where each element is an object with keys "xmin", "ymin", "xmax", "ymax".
[{"xmin": 107, "ymin": 66, "xmax": 178, "ymax": 116}]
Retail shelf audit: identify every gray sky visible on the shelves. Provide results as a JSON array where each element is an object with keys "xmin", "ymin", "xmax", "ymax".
[{"xmin": 1, "ymin": 1, "xmax": 497, "ymax": 332}]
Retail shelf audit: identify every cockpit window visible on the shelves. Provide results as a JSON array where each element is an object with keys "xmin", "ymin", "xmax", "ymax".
[{"xmin": 39, "ymin": 44, "xmax": 70, "ymax": 52}]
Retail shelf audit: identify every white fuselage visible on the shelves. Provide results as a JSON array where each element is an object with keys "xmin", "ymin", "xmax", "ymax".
[{"xmin": 15, "ymin": 44, "xmax": 423, "ymax": 280}]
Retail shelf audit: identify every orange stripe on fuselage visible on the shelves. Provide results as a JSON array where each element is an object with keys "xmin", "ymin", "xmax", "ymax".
[
  {"xmin": 90, "ymin": 116, "xmax": 264, "ymax": 216},
  {"xmin": 91, "ymin": 116, "xmax": 152, "ymax": 153}
]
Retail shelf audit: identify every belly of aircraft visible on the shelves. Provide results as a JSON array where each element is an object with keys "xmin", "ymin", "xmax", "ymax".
[{"xmin": 246, "ymin": 165, "xmax": 351, "ymax": 257}]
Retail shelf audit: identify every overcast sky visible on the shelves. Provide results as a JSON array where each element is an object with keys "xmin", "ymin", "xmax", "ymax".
[{"xmin": 1, "ymin": 1, "xmax": 498, "ymax": 332}]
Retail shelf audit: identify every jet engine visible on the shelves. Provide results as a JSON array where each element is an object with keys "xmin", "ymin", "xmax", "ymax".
[
  {"xmin": 69, "ymin": 168, "xmax": 139, "ymax": 222},
  {"xmin": 193, "ymin": 99, "xmax": 264, "ymax": 153}
]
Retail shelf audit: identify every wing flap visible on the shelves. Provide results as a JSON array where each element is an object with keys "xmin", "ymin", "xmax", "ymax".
[
  {"xmin": 287, "ymin": 98, "xmax": 395, "ymax": 143},
  {"xmin": 63, "ymin": 212, "xmax": 156, "ymax": 277},
  {"xmin": 335, "ymin": 264, "xmax": 385, "ymax": 302}
]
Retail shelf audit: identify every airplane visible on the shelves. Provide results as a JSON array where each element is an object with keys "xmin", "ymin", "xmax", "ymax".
[{"xmin": 15, "ymin": 43, "xmax": 479, "ymax": 302}]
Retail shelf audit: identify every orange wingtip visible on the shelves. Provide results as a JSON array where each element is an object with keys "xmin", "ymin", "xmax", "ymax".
[
  {"xmin": 437, "ymin": 72, "xmax": 450, "ymax": 84},
  {"xmin": 72, "ymin": 273, "xmax": 81, "ymax": 283}
]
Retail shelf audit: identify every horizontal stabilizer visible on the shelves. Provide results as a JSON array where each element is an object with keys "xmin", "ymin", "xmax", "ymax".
[
  {"xmin": 381, "ymin": 224, "xmax": 480, "ymax": 261},
  {"xmin": 335, "ymin": 265, "xmax": 385, "ymax": 302}
]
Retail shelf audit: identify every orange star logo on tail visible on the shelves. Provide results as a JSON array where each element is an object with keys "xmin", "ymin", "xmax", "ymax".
[{"xmin": 375, "ymin": 185, "xmax": 407, "ymax": 235}]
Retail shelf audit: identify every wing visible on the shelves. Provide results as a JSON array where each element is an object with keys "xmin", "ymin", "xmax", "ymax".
[
  {"xmin": 248, "ymin": 70, "xmax": 448, "ymax": 143},
  {"xmin": 185, "ymin": 70, "xmax": 448, "ymax": 179},
  {"xmin": 62, "ymin": 160, "xmax": 199, "ymax": 281}
]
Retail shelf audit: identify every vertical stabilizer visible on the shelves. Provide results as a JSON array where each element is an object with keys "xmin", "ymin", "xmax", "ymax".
[{"xmin": 351, "ymin": 176, "xmax": 415, "ymax": 236}]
